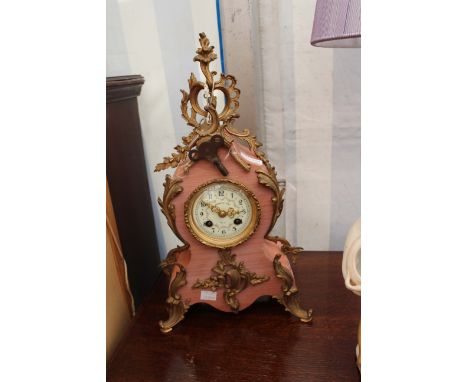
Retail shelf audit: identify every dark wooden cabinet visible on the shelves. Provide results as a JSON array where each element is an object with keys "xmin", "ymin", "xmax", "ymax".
[{"xmin": 107, "ymin": 75, "xmax": 161, "ymax": 308}]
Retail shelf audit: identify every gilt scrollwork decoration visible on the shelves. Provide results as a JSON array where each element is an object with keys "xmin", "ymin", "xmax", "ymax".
[
  {"xmin": 155, "ymin": 32, "xmax": 270, "ymax": 174},
  {"xmin": 267, "ymin": 236, "xmax": 303, "ymax": 264},
  {"xmin": 158, "ymin": 175, "xmax": 185, "ymax": 243},
  {"xmin": 273, "ymin": 254, "xmax": 313, "ymax": 322},
  {"xmin": 157, "ymin": 174, "xmax": 190, "ymax": 274},
  {"xmin": 256, "ymin": 168, "xmax": 285, "ymax": 237},
  {"xmin": 159, "ymin": 263, "xmax": 190, "ymax": 333},
  {"xmin": 192, "ymin": 248, "xmax": 270, "ymax": 312}
]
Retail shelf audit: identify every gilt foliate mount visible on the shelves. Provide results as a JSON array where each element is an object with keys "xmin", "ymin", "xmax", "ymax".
[
  {"xmin": 155, "ymin": 33, "xmax": 312, "ymax": 333},
  {"xmin": 155, "ymin": 32, "xmax": 269, "ymax": 175}
]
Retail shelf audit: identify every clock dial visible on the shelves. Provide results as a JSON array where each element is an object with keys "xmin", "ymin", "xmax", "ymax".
[{"xmin": 185, "ymin": 180, "xmax": 260, "ymax": 248}]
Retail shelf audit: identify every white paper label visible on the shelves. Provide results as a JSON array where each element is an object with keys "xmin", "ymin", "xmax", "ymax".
[{"xmin": 200, "ymin": 290, "xmax": 217, "ymax": 301}]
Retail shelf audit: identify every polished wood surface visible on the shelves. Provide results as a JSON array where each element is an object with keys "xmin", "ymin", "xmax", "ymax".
[
  {"xmin": 107, "ymin": 252, "xmax": 361, "ymax": 381},
  {"xmin": 107, "ymin": 75, "xmax": 161, "ymax": 307}
]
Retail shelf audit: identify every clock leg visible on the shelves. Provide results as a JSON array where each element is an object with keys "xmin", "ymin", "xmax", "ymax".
[
  {"xmin": 159, "ymin": 264, "xmax": 190, "ymax": 333},
  {"xmin": 272, "ymin": 254, "xmax": 313, "ymax": 322}
]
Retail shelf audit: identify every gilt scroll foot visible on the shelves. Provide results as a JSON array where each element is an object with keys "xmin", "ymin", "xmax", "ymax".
[
  {"xmin": 159, "ymin": 265, "xmax": 190, "ymax": 333},
  {"xmin": 273, "ymin": 254, "xmax": 313, "ymax": 322}
]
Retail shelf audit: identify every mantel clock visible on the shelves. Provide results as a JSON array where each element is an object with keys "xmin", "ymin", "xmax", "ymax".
[{"xmin": 155, "ymin": 33, "xmax": 313, "ymax": 332}]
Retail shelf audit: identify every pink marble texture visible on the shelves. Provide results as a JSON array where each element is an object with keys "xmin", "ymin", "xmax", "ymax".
[{"xmin": 167, "ymin": 142, "xmax": 296, "ymax": 312}]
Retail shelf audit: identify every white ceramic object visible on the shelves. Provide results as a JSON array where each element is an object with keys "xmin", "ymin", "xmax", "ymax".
[
  {"xmin": 342, "ymin": 217, "xmax": 361, "ymax": 371},
  {"xmin": 342, "ymin": 218, "xmax": 361, "ymax": 296}
]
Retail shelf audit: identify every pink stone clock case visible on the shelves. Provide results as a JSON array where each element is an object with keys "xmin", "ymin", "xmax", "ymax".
[{"xmin": 168, "ymin": 142, "xmax": 296, "ymax": 312}]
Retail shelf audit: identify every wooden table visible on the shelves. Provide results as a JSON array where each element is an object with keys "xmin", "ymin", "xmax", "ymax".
[{"xmin": 107, "ymin": 251, "xmax": 361, "ymax": 381}]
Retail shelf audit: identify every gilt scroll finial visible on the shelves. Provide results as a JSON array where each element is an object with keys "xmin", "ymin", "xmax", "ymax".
[{"xmin": 156, "ymin": 32, "xmax": 268, "ymax": 173}]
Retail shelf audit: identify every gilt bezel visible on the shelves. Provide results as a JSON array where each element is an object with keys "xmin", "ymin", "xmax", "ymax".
[{"xmin": 184, "ymin": 179, "xmax": 261, "ymax": 249}]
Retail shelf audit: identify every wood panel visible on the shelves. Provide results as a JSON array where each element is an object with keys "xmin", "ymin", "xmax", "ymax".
[
  {"xmin": 107, "ymin": 75, "xmax": 161, "ymax": 307},
  {"xmin": 107, "ymin": 252, "xmax": 361, "ymax": 381}
]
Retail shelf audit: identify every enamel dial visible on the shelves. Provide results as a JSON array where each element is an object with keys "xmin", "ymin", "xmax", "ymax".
[{"xmin": 185, "ymin": 179, "xmax": 260, "ymax": 248}]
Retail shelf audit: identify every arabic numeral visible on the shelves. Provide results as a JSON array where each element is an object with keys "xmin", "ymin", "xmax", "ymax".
[{"xmin": 219, "ymin": 190, "xmax": 224, "ymax": 197}]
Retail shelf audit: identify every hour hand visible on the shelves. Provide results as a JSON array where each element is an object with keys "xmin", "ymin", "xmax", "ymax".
[
  {"xmin": 188, "ymin": 135, "xmax": 229, "ymax": 176},
  {"xmin": 204, "ymin": 201, "xmax": 239, "ymax": 218}
]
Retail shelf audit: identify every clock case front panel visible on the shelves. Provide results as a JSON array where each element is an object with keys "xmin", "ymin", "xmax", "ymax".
[{"xmin": 170, "ymin": 143, "xmax": 291, "ymax": 312}]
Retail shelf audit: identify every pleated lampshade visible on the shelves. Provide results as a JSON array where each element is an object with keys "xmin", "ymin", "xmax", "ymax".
[{"xmin": 311, "ymin": 0, "xmax": 361, "ymax": 48}]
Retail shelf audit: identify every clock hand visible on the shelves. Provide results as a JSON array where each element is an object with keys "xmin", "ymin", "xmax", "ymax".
[
  {"xmin": 203, "ymin": 201, "xmax": 225, "ymax": 217},
  {"xmin": 203, "ymin": 201, "xmax": 239, "ymax": 218},
  {"xmin": 226, "ymin": 207, "xmax": 240, "ymax": 218}
]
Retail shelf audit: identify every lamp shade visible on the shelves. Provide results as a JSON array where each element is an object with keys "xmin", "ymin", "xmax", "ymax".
[{"xmin": 311, "ymin": 0, "xmax": 361, "ymax": 48}]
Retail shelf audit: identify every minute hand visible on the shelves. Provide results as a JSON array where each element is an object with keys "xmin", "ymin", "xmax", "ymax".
[{"xmin": 203, "ymin": 201, "xmax": 239, "ymax": 218}]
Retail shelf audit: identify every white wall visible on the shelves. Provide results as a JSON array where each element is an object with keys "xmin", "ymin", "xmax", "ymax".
[
  {"xmin": 218, "ymin": 0, "xmax": 259, "ymax": 137},
  {"xmin": 220, "ymin": 0, "xmax": 361, "ymax": 251},
  {"xmin": 107, "ymin": 0, "xmax": 222, "ymax": 257},
  {"xmin": 107, "ymin": 0, "xmax": 360, "ymax": 254}
]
